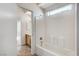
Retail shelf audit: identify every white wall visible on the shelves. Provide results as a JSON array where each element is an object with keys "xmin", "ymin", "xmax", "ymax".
[
  {"xmin": 0, "ymin": 3, "xmax": 18, "ymax": 56},
  {"xmin": 36, "ymin": 4, "xmax": 76, "ymax": 56},
  {"xmin": 17, "ymin": 6, "xmax": 27, "ymax": 45},
  {"xmin": 36, "ymin": 16, "xmax": 46, "ymax": 47}
]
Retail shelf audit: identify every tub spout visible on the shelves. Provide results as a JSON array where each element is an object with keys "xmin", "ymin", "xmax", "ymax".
[{"xmin": 40, "ymin": 37, "xmax": 43, "ymax": 46}]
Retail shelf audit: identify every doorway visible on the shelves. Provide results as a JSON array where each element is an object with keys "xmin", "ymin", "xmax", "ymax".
[{"xmin": 17, "ymin": 10, "xmax": 32, "ymax": 56}]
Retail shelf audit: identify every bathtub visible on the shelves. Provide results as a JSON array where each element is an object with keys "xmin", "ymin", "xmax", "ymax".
[
  {"xmin": 35, "ymin": 45, "xmax": 62, "ymax": 56},
  {"xmin": 35, "ymin": 45, "xmax": 75, "ymax": 56}
]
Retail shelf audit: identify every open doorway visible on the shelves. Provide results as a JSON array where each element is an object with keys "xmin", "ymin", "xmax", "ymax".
[{"xmin": 17, "ymin": 9, "xmax": 32, "ymax": 56}]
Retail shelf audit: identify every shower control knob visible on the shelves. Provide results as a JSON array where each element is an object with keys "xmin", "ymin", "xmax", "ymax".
[{"xmin": 40, "ymin": 37, "xmax": 43, "ymax": 40}]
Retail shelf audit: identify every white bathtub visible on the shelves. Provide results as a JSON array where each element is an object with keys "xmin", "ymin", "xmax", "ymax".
[
  {"xmin": 35, "ymin": 45, "xmax": 76, "ymax": 56},
  {"xmin": 35, "ymin": 45, "xmax": 61, "ymax": 56}
]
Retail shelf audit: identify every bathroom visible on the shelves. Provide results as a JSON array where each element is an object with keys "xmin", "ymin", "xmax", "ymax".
[
  {"xmin": 0, "ymin": 3, "xmax": 79, "ymax": 56},
  {"xmin": 18, "ymin": 3, "xmax": 77, "ymax": 56},
  {"xmin": 35, "ymin": 3, "xmax": 76, "ymax": 56}
]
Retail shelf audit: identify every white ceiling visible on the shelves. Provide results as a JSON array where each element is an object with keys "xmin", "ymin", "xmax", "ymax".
[
  {"xmin": 37, "ymin": 3, "xmax": 55, "ymax": 9},
  {"xmin": 17, "ymin": 3, "xmax": 56, "ymax": 17},
  {"xmin": 17, "ymin": 3, "xmax": 44, "ymax": 17},
  {"xmin": 17, "ymin": 3, "xmax": 55, "ymax": 11}
]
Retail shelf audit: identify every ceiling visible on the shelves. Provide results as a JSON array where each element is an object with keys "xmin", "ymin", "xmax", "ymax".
[
  {"xmin": 17, "ymin": 3, "xmax": 55, "ymax": 11},
  {"xmin": 37, "ymin": 3, "xmax": 55, "ymax": 9},
  {"xmin": 17, "ymin": 3, "xmax": 44, "ymax": 16},
  {"xmin": 17, "ymin": 3, "xmax": 56, "ymax": 17}
]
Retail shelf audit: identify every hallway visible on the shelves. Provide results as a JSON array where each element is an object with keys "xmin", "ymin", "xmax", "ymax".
[{"xmin": 17, "ymin": 45, "xmax": 32, "ymax": 56}]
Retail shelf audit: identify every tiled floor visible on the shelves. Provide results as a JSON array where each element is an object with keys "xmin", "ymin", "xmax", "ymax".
[{"xmin": 17, "ymin": 45, "xmax": 32, "ymax": 56}]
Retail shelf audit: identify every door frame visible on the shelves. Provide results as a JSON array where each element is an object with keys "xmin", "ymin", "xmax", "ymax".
[{"xmin": 17, "ymin": 5, "xmax": 36, "ymax": 55}]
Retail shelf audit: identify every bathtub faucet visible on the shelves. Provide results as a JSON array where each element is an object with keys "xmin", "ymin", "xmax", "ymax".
[{"xmin": 40, "ymin": 37, "xmax": 43, "ymax": 46}]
